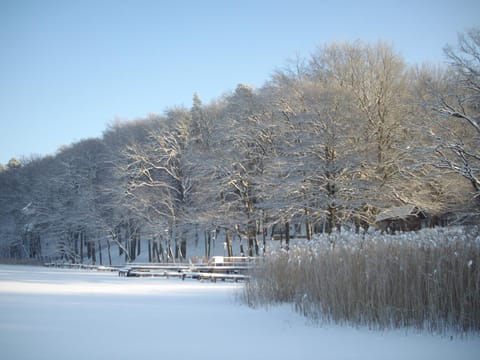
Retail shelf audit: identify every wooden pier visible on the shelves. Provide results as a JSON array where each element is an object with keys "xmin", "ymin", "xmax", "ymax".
[
  {"xmin": 44, "ymin": 256, "xmax": 258, "ymax": 282},
  {"xmin": 118, "ymin": 257, "xmax": 258, "ymax": 282}
]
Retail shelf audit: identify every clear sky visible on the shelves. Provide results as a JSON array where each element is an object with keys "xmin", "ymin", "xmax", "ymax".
[{"xmin": 0, "ymin": 0, "xmax": 479, "ymax": 165}]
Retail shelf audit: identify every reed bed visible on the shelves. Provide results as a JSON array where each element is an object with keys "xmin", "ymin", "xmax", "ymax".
[{"xmin": 242, "ymin": 227, "xmax": 480, "ymax": 333}]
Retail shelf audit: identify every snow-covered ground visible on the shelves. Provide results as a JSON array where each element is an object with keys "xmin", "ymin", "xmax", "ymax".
[{"xmin": 0, "ymin": 265, "xmax": 478, "ymax": 360}]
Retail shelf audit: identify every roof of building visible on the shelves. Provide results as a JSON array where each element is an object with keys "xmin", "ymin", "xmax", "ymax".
[{"xmin": 376, "ymin": 205, "xmax": 418, "ymax": 222}]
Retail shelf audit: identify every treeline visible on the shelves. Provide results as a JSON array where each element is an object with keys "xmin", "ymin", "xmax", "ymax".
[{"xmin": 0, "ymin": 30, "xmax": 479, "ymax": 263}]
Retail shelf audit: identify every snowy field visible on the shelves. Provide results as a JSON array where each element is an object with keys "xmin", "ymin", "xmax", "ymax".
[{"xmin": 0, "ymin": 265, "xmax": 479, "ymax": 360}]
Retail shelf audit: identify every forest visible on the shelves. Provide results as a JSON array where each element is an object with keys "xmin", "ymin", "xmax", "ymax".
[{"xmin": 0, "ymin": 29, "xmax": 479, "ymax": 264}]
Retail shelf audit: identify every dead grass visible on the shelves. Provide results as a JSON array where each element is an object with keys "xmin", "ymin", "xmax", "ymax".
[{"xmin": 242, "ymin": 227, "xmax": 480, "ymax": 333}]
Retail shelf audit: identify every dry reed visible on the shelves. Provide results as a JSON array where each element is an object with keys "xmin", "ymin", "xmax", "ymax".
[{"xmin": 242, "ymin": 227, "xmax": 480, "ymax": 333}]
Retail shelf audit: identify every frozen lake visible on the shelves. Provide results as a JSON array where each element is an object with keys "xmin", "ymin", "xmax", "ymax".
[{"xmin": 0, "ymin": 264, "xmax": 478, "ymax": 360}]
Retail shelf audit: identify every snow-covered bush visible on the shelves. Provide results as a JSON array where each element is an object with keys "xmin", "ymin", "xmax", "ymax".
[{"xmin": 242, "ymin": 226, "xmax": 480, "ymax": 333}]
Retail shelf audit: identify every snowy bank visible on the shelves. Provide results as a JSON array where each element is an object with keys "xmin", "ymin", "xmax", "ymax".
[{"xmin": 0, "ymin": 265, "xmax": 478, "ymax": 360}]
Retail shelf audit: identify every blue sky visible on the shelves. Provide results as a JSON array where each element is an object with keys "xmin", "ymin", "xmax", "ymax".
[{"xmin": 0, "ymin": 0, "xmax": 479, "ymax": 164}]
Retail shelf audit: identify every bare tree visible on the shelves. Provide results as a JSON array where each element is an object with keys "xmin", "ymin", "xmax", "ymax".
[
  {"xmin": 310, "ymin": 41, "xmax": 412, "ymax": 179},
  {"xmin": 432, "ymin": 29, "xmax": 480, "ymax": 196},
  {"xmin": 123, "ymin": 109, "xmax": 193, "ymax": 261},
  {"xmin": 268, "ymin": 44, "xmax": 413, "ymax": 235},
  {"xmin": 193, "ymin": 84, "xmax": 276, "ymax": 256},
  {"xmin": 410, "ymin": 29, "xmax": 480, "ymax": 222}
]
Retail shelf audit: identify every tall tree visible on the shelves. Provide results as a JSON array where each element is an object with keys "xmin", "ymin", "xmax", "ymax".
[
  {"xmin": 124, "ymin": 109, "xmax": 193, "ymax": 260},
  {"xmin": 414, "ymin": 29, "xmax": 480, "ymax": 218},
  {"xmin": 309, "ymin": 41, "xmax": 422, "ymax": 211},
  {"xmin": 436, "ymin": 29, "xmax": 479, "ymax": 194},
  {"xmin": 267, "ymin": 62, "xmax": 360, "ymax": 235}
]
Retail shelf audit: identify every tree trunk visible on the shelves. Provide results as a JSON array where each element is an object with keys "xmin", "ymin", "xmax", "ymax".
[
  {"xmin": 79, "ymin": 231, "xmax": 84, "ymax": 264},
  {"xmin": 91, "ymin": 242, "xmax": 96, "ymax": 265},
  {"xmin": 326, "ymin": 204, "xmax": 336, "ymax": 234},
  {"xmin": 248, "ymin": 228, "xmax": 254, "ymax": 257},
  {"xmin": 285, "ymin": 221, "xmax": 290, "ymax": 251},
  {"xmin": 226, "ymin": 229, "xmax": 233, "ymax": 257},
  {"xmin": 107, "ymin": 238, "xmax": 112, "ymax": 266},
  {"xmin": 98, "ymin": 240, "xmax": 102, "ymax": 265},
  {"xmin": 305, "ymin": 208, "xmax": 312, "ymax": 241},
  {"xmin": 262, "ymin": 226, "xmax": 267, "ymax": 256},
  {"xmin": 195, "ymin": 225, "xmax": 199, "ymax": 248},
  {"xmin": 204, "ymin": 231, "xmax": 211, "ymax": 258},
  {"xmin": 175, "ymin": 240, "xmax": 180, "ymax": 260},
  {"xmin": 152, "ymin": 240, "xmax": 157, "ymax": 262},
  {"xmin": 137, "ymin": 234, "xmax": 141, "ymax": 257},
  {"xmin": 148, "ymin": 239, "xmax": 152, "ymax": 263},
  {"xmin": 181, "ymin": 236, "xmax": 187, "ymax": 260}
]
